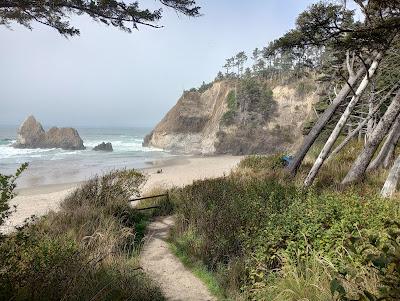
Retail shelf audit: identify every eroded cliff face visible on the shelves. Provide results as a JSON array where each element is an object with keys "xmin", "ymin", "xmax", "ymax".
[{"xmin": 144, "ymin": 79, "xmax": 317, "ymax": 155}]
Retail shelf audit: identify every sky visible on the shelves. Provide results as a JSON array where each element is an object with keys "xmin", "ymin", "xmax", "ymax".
[{"xmin": 0, "ymin": 0, "xmax": 316, "ymax": 128}]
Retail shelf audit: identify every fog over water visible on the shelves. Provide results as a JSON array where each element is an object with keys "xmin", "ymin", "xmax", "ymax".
[{"xmin": 0, "ymin": 1, "xmax": 315, "ymax": 128}]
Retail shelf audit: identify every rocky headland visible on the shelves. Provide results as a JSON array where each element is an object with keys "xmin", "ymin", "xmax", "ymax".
[
  {"xmin": 144, "ymin": 78, "xmax": 317, "ymax": 155},
  {"xmin": 13, "ymin": 115, "xmax": 85, "ymax": 150}
]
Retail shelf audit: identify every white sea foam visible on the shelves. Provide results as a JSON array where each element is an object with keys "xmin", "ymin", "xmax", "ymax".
[{"xmin": 0, "ymin": 128, "xmax": 170, "ymax": 188}]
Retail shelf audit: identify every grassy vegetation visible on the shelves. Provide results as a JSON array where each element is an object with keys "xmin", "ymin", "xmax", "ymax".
[
  {"xmin": 169, "ymin": 242, "xmax": 226, "ymax": 300},
  {"xmin": 0, "ymin": 169, "xmax": 165, "ymax": 301},
  {"xmin": 1, "ymin": 140, "xmax": 398, "ymax": 300},
  {"xmin": 168, "ymin": 141, "xmax": 400, "ymax": 300}
]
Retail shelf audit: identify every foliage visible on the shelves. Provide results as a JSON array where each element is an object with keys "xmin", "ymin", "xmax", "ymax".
[
  {"xmin": 0, "ymin": 0, "xmax": 200, "ymax": 36},
  {"xmin": 332, "ymin": 221, "xmax": 400, "ymax": 301},
  {"xmin": 170, "ymin": 155, "xmax": 400, "ymax": 300},
  {"xmin": 198, "ymin": 81, "xmax": 213, "ymax": 93},
  {"xmin": 0, "ymin": 163, "xmax": 28, "ymax": 227},
  {"xmin": 237, "ymin": 77, "xmax": 274, "ymax": 117},
  {"xmin": 296, "ymin": 80, "xmax": 316, "ymax": 97},
  {"xmin": 0, "ymin": 169, "xmax": 164, "ymax": 300},
  {"xmin": 221, "ymin": 90, "xmax": 237, "ymax": 125}
]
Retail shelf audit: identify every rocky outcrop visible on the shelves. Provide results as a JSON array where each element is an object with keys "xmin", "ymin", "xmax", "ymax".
[
  {"xmin": 93, "ymin": 142, "xmax": 113, "ymax": 152},
  {"xmin": 13, "ymin": 115, "xmax": 85, "ymax": 150},
  {"xmin": 144, "ymin": 81, "xmax": 231, "ymax": 154},
  {"xmin": 144, "ymin": 79, "xmax": 317, "ymax": 155}
]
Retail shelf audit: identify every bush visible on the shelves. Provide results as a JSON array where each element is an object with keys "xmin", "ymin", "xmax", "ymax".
[
  {"xmin": 0, "ymin": 163, "xmax": 28, "ymax": 227},
  {"xmin": 170, "ymin": 160, "xmax": 400, "ymax": 300},
  {"xmin": 0, "ymin": 169, "xmax": 164, "ymax": 301}
]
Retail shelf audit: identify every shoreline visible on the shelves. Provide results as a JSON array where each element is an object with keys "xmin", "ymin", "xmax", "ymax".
[{"xmin": 2, "ymin": 155, "xmax": 243, "ymax": 233}]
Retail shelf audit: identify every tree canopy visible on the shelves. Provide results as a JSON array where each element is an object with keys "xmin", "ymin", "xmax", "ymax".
[{"xmin": 0, "ymin": 0, "xmax": 200, "ymax": 36}]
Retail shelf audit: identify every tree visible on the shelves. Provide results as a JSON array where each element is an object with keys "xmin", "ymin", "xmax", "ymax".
[
  {"xmin": 381, "ymin": 154, "xmax": 400, "ymax": 198},
  {"xmin": 275, "ymin": 0, "xmax": 400, "ymax": 178},
  {"xmin": 367, "ymin": 116, "xmax": 400, "ymax": 171},
  {"xmin": 288, "ymin": 61, "xmax": 369, "ymax": 176},
  {"xmin": 304, "ymin": 51, "xmax": 383, "ymax": 186},
  {"xmin": 342, "ymin": 87, "xmax": 400, "ymax": 185},
  {"xmin": 0, "ymin": 163, "xmax": 28, "ymax": 228},
  {"xmin": 215, "ymin": 71, "xmax": 224, "ymax": 81},
  {"xmin": 235, "ymin": 51, "xmax": 248, "ymax": 77},
  {"xmin": 0, "ymin": 0, "xmax": 200, "ymax": 36}
]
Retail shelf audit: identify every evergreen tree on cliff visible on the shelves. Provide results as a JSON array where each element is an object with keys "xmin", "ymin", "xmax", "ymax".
[
  {"xmin": 268, "ymin": 1, "xmax": 400, "ymax": 182},
  {"xmin": 0, "ymin": 0, "xmax": 200, "ymax": 36}
]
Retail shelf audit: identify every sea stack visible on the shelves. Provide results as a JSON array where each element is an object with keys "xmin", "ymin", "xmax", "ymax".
[
  {"xmin": 13, "ymin": 115, "xmax": 85, "ymax": 150},
  {"xmin": 93, "ymin": 142, "xmax": 113, "ymax": 152}
]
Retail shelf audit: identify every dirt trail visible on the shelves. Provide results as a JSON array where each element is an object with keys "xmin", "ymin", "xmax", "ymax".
[{"xmin": 139, "ymin": 216, "xmax": 216, "ymax": 301}]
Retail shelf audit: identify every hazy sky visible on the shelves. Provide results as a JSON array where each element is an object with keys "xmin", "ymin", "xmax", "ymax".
[{"xmin": 0, "ymin": 0, "xmax": 315, "ymax": 127}]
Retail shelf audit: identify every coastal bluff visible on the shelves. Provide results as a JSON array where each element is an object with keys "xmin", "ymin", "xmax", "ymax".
[
  {"xmin": 144, "ymin": 79, "xmax": 317, "ymax": 155},
  {"xmin": 13, "ymin": 115, "xmax": 85, "ymax": 150}
]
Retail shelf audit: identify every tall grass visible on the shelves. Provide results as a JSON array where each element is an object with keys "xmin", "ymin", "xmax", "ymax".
[
  {"xmin": 0, "ymin": 169, "xmax": 164, "ymax": 301},
  {"xmin": 169, "ymin": 143, "xmax": 400, "ymax": 300}
]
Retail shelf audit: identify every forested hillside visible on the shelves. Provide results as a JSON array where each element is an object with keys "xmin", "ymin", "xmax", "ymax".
[
  {"xmin": 148, "ymin": 0, "xmax": 400, "ymax": 196},
  {"xmin": 166, "ymin": 1, "xmax": 400, "ymax": 300}
]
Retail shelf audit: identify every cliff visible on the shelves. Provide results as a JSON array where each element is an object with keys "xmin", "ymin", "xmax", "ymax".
[{"xmin": 144, "ymin": 78, "xmax": 317, "ymax": 155}]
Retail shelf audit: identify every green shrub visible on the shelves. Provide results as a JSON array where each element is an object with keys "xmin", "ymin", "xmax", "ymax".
[
  {"xmin": 0, "ymin": 169, "xmax": 164, "ymax": 301},
  {"xmin": 198, "ymin": 81, "xmax": 213, "ymax": 93},
  {"xmin": 226, "ymin": 90, "xmax": 237, "ymax": 111},
  {"xmin": 0, "ymin": 163, "xmax": 28, "ymax": 227},
  {"xmin": 332, "ymin": 221, "xmax": 400, "ymax": 301},
  {"xmin": 170, "ymin": 163, "xmax": 400, "ymax": 299}
]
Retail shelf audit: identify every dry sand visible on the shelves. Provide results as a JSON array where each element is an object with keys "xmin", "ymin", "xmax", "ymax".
[
  {"xmin": 1, "ymin": 155, "xmax": 242, "ymax": 233},
  {"xmin": 1, "ymin": 155, "xmax": 242, "ymax": 300},
  {"xmin": 140, "ymin": 216, "xmax": 216, "ymax": 301}
]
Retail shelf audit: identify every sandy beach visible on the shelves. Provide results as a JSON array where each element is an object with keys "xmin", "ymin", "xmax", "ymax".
[{"xmin": 1, "ymin": 155, "xmax": 242, "ymax": 234}]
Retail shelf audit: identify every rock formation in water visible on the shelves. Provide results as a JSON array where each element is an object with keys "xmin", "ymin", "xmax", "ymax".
[
  {"xmin": 13, "ymin": 115, "xmax": 85, "ymax": 150},
  {"xmin": 143, "ymin": 79, "xmax": 317, "ymax": 155},
  {"xmin": 93, "ymin": 142, "xmax": 113, "ymax": 152}
]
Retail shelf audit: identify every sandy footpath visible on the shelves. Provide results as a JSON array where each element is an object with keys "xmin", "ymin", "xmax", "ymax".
[
  {"xmin": 140, "ymin": 216, "xmax": 216, "ymax": 301},
  {"xmin": 1, "ymin": 155, "xmax": 242, "ymax": 233}
]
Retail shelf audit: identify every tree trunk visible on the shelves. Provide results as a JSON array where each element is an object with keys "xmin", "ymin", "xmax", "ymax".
[
  {"xmin": 304, "ymin": 53, "xmax": 383, "ymax": 187},
  {"xmin": 342, "ymin": 88, "xmax": 400, "ymax": 185},
  {"xmin": 330, "ymin": 82, "xmax": 400, "ymax": 158},
  {"xmin": 366, "ymin": 82, "xmax": 376, "ymax": 140},
  {"xmin": 367, "ymin": 116, "xmax": 400, "ymax": 171},
  {"xmin": 381, "ymin": 155, "xmax": 400, "ymax": 198},
  {"xmin": 287, "ymin": 57, "xmax": 373, "ymax": 176},
  {"xmin": 383, "ymin": 128, "xmax": 400, "ymax": 168}
]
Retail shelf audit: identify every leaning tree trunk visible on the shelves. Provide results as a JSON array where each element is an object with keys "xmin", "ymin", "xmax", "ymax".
[
  {"xmin": 383, "ymin": 130, "xmax": 400, "ymax": 168},
  {"xmin": 381, "ymin": 155, "xmax": 400, "ymax": 198},
  {"xmin": 366, "ymin": 81, "xmax": 376, "ymax": 140},
  {"xmin": 304, "ymin": 52, "xmax": 383, "ymax": 187},
  {"xmin": 342, "ymin": 88, "xmax": 400, "ymax": 185},
  {"xmin": 367, "ymin": 116, "xmax": 400, "ymax": 171},
  {"xmin": 287, "ymin": 57, "xmax": 373, "ymax": 176},
  {"xmin": 330, "ymin": 82, "xmax": 400, "ymax": 158}
]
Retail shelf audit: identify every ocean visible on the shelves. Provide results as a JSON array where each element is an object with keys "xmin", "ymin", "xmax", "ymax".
[{"xmin": 0, "ymin": 126, "xmax": 171, "ymax": 188}]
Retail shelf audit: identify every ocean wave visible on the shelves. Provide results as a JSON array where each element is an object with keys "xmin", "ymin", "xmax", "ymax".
[
  {"xmin": 0, "ymin": 138, "xmax": 15, "ymax": 146},
  {"xmin": 0, "ymin": 131, "xmax": 166, "ymax": 166},
  {"xmin": 83, "ymin": 138, "xmax": 161, "ymax": 152}
]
